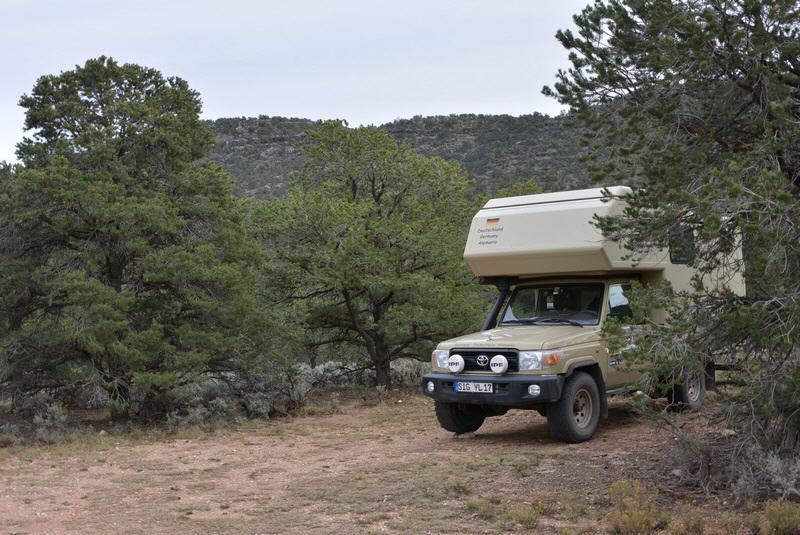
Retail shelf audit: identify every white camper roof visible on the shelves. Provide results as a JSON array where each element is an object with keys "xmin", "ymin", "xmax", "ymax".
[
  {"xmin": 464, "ymin": 186, "xmax": 670, "ymax": 278},
  {"xmin": 482, "ymin": 186, "xmax": 632, "ymax": 210}
]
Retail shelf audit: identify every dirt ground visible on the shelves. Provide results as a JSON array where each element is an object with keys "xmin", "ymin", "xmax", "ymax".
[{"xmin": 0, "ymin": 392, "xmax": 750, "ymax": 534}]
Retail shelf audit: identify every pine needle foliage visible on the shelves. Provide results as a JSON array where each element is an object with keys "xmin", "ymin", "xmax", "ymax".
[
  {"xmin": 0, "ymin": 57, "xmax": 264, "ymax": 417},
  {"xmin": 255, "ymin": 121, "xmax": 487, "ymax": 386},
  {"xmin": 546, "ymin": 0, "xmax": 800, "ymax": 496}
]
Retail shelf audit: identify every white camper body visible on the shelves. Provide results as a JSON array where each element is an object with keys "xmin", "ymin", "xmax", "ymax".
[{"xmin": 463, "ymin": 186, "xmax": 745, "ymax": 296}]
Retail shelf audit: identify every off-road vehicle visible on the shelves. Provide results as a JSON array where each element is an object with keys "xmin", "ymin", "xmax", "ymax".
[{"xmin": 422, "ymin": 187, "xmax": 745, "ymax": 443}]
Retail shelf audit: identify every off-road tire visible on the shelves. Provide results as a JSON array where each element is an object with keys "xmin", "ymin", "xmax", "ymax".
[
  {"xmin": 434, "ymin": 401, "xmax": 486, "ymax": 434},
  {"xmin": 667, "ymin": 368, "xmax": 706, "ymax": 411},
  {"xmin": 547, "ymin": 371, "xmax": 600, "ymax": 443}
]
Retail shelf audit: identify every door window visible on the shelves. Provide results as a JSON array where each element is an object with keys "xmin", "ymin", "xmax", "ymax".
[
  {"xmin": 608, "ymin": 284, "xmax": 634, "ymax": 321},
  {"xmin": 669, "ymin": 227, "xmax": 696, "ymax": 264}
]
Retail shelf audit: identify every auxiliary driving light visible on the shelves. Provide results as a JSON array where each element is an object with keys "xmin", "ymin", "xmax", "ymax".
[
  {"xmin": 528, "ymin": 385, "xmax": 541, "ymax": 396},
  {"xmin": 426, "ymin": 381, "xmax": 435, "ymax": 393},
  {"xmin": 489, "ymin": 355, "xmax": 509, "ymax": 374},
  {"xmin": 447, "ymin": 354, "xmax": 465, "ymax": 373}
]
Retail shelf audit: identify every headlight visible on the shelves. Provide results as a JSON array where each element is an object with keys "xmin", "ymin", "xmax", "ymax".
[
  {"xmin": 432, "ymin": 349, "xmax": 450, "ymax": 370},
  {"xmin": 519, "ymin": 350, "xmax": 562, "ymax": 371}
]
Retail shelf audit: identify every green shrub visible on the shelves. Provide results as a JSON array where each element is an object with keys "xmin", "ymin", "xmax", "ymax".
[
  {"xmin": 466, "ymin": 498, "xmax": 497, "ymax": 521},
  {"xmin": 509, "ymin": 503, "xmax": 542, "ymax": 528},
  {"xmin": 107, "ymin": 400, "xmax": 130, "ymax": 421},
  {"xmin": 674, "ymin": 511, "xmax": 705, "ymax": 535},
  {"xmin": 11, "ymin": 393, "xmax": 50, "ymax": 419},
  {"xmin": 32, "ymin": 404, "xmax": 68, "ymax": 444},
  {"xmin": 443, "ymin": 480, "xmax": 470, "ymax": 496},
  {"xmin": 0, "ymin": 432, "xmax": 17, "ymax": 448},
  {"xmin": 605, "ymin": 480, "xmax": 670, "ymax": 535},
  {"xmin": 753, "ymin": 500, "xmax": 800, "ymax": 535}
]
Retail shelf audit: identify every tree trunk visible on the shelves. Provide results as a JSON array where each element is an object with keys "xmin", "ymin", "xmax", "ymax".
[
  {"xmin": 374, "ymin": 357, "xmax": 392, "ymax": 388},
  {"xmin": 105, "ymin": 252, "xmax": 125, "ymax": 292},
  {"xmin": 104, "ymin": 236, "xmax": 126, "ymax": 292},
  {"xmin": 372, "ymin": 335, "xmax": 392, "ymax": 388}
]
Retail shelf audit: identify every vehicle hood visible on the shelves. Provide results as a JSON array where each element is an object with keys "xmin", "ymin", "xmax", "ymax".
[{"xmin": 437, "ymin": 325, "xmax": 600, "ymax": 351}]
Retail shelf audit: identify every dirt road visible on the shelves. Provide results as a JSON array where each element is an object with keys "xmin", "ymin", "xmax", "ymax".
[{"xmin": 0, "ymin": 393, "xmax": 742, "ymax": 534}]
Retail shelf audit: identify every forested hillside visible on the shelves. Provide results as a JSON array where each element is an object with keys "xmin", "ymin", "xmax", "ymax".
[{"xmin": 205, "ymin": 113, "xmax": 591, "ymax": 198}]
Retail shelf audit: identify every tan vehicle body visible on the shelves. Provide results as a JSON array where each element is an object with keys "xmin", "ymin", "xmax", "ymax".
[{"xmin": 422, "ymin": 187, "xmax": 744, "ymax": 441}]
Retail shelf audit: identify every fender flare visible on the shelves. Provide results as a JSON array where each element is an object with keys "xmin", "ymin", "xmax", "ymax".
[{"xmin": 565, "ymin": 358, "xmax": 608, "ymax": 419}]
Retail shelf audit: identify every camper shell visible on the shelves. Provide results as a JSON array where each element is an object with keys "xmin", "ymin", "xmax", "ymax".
[
  {"xmin": 422, "ymin": 186, "xmax": 744, "ymax": 443},
  {"xmin": 464, "ymin": 185, "xmax": 701, "ymax": 292}
]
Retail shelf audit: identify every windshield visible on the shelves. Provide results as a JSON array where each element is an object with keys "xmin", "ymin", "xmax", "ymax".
[{"xmin": 500, "ymin": 283, "xmax": 604, "ymax": 326}]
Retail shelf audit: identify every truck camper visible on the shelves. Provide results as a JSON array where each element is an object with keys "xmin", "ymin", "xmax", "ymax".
[{"xmin": 422, "ymin": 186, "xmax": 745, "ymax": 443}]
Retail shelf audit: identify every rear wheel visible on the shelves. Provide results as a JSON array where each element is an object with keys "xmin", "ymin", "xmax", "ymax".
[
  {"xmin": 667, "ymin": 368, "xmax": 705, "ymax": 411},
  {"xmin": 434, "ymin": 401, "xmax": 486, "ymax": 434},
  {"xmin": 547, "ymin": 371, "xmax": 600, "ymax": 443}
]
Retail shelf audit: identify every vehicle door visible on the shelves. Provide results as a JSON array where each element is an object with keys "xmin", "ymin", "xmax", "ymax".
[{"xmin": 604, "ymin": 283, "xmax": 643, "ymax": 388}]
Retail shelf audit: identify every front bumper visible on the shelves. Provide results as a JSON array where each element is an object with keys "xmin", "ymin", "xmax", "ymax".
[{"xmin": 421, "ymin": 372, "xmax": 564, "ymax": 408}]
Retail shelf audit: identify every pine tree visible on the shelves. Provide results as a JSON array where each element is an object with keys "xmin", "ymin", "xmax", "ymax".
[
  {"xmin": 547, "ymin": 0, "xmax": 800, "ymax": 495},
  {"xmin": 0, "ymin": 57, "xmax": 263, "ymax": 417},
  {"xmin": 257, "ymin": 121, "xmax": 487, "ymax": 387}
]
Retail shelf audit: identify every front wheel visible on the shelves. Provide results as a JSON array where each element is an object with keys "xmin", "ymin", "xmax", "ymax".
[
  {"xmin": 667, "ymin": 368, "xmax": 705, "ymax": 411},
  {"xmin": 434, "ymin": 401, "xmax": 485, "ymax": 434},
  {"xmin": 547, "ymin": 371, "xmax": 601, "ymax": 443}
]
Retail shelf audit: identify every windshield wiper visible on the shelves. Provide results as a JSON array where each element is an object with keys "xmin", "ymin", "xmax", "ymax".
[
  {"xmin": 531, "ymin": 318, "xmax": 584, "ymax": 327},
  {"xmin": 501, "ymin": 317, "xmax": 584, "ymax": 327}
]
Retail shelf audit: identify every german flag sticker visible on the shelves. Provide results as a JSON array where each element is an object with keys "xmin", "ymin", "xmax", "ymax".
[{"xmin": 486, "ymin": 217, "xmax": 500, "ymax": 226}]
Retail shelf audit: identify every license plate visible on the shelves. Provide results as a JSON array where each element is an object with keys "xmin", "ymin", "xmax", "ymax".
[{"xmin": 455, "ymin": 382, "xmax": 493, "ymax": 393}]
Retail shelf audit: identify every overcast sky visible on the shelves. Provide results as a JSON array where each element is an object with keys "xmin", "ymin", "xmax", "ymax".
[{"xmin": 1, "ymin": 0, "xmax": 587, "ymax": 163}]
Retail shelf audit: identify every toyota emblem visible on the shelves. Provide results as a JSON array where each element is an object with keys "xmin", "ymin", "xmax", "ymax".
[{"xmin": 476, "ymin": 355, "xmax": 489, "ymax": 367}]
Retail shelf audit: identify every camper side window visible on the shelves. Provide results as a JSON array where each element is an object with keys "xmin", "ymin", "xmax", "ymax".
[
  {"xmin": 669, "ymin": 227, "xmax": 696, "ymax": 264},
  {"xmin": 608, "ymin": 284, "xmax": 634, "ymax": 321}
]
